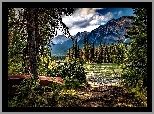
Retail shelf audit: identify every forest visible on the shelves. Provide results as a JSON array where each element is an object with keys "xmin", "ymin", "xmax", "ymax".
[{"xmin": 8, "ymin": 8, "xmax": 147, "ymax": 107}]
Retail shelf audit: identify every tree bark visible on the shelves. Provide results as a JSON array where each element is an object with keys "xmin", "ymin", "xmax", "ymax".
[{"xmin": 26, "ymin": 8, "xmax": 38, "ymax": 80}]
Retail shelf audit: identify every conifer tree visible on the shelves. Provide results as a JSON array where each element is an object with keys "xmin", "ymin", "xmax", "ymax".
[{"xmin": 122, "ymin": 8, "xmax": 147, "ymax": 89}]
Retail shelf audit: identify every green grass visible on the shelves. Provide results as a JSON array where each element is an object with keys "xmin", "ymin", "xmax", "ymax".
[{"xmin": 83, "ymin": 63, "xmax": 122, "ymax": 78}]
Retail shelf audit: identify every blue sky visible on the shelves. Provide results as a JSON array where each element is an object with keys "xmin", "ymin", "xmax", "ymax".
[{"xmin": 56, "ymin": 8, "xmax": 134, "ymax": 36}]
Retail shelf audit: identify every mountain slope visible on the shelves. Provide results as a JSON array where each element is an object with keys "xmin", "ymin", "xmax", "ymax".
[{"xmin": 50, "ymin": 16, "xmax": 133, "ymax": 56}]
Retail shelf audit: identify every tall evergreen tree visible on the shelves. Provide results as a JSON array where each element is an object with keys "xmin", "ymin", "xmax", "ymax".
[
  {"xmin": 122, "ymin": 8, "xmax": 147, "ymax": 89},
  {"xmin": 91, "ymin": 42, "xmax": 95, "ymax": 62},
  {"xmin": 74, "ymin": 39, "xmax": 78, "ymax": 59},
  {"xmin": 83, "ymin": 34, "xmax": 89, "ymax": 62}
]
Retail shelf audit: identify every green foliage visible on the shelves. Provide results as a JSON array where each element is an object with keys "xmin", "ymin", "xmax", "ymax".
[
  {"xmin": 48, "ymin": 60, "xmax": 86, "ymax": 85},
  {"xmin": 64, "ymin": 77, "xmax": 81, "ymax": 89},
  {"xmin": 94, "ymin": 43, "xmax": 127, "ymax": 64},
  {"xmin": 37, "ymin": 46, "xmax": 53, "ymax": 75},
  {"xmin": 8, "ymin": 78, "xmax": 63, "ymax": 107},
  {"xmin": 8, "ymin": 8, "xmax": 148, "ymax": 107},
  {"xmin": 8, "ymin": 8, "xmax": 27, "ymax": 74},
  {"xmin": 67, "ymin": 41, "xmax": 127, "ymax": 64},
  {"xmin": 62, "ymin": 60, "xmax": 86, "ymax": 83},
  {"xmin": 122, "ymin": 8, "xmax": 147, "ymax": 90},
  {"xmin": 115, "ymin": 43, "xmax": 126, "ymax": 64},
  {"xmin": 8, "ymin": 8, "xmax": 77, "ymax": 78}
]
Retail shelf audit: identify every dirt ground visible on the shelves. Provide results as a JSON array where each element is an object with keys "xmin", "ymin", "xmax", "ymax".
[{"xmin": 58, "ymin": 85, "xmax": 146, "ymax": 107}]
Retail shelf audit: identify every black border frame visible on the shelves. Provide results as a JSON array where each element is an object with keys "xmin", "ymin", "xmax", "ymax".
[{"xmin": 2, "ymin": 2, "xmax": 152, "ymax": 112}]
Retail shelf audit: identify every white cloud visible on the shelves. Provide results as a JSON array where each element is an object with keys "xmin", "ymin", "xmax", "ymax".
[
  {"xmin": 90, "ymin": 12, "xmax": 113, "ymax": 25},
  {"xmin": 69, "ymin": 24, "xmax": 100, "ymax": 36},
  {"xmin": 62, "ymin": 8, "xmax": 95, "ymax": 28},
  {"xmin": 59, "ymin": 8, "xmax": 113, "ymax": 36}
]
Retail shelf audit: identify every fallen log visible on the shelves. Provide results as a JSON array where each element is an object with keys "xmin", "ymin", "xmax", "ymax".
[
  {"xmin": 8, "ymin": 74, "xmax": 64, "ymax": 86},
  {"xmin": 8, "ymin": 74, "xmax": 64, "ymax": 98}
]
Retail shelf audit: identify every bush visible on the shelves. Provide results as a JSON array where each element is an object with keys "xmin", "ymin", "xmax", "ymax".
[
  {"xmin": 8, "ymin": 78, "xmax": 63, "ymax": 107},
  {"xmin": 46, "ymin": 60, "xmax": 86, "ymax": 89},
  {"xmin": 52, "ymin": 60, "xmax": 86, "ymax": 83},
  {"xmin": 64, "ymin": 78, "xmax": 81, "ymax": 89}
]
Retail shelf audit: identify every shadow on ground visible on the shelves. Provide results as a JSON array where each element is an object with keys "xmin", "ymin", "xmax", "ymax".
[{"xmin": 59, "ymin": 86, "xmax": 145, "ymax": 107}]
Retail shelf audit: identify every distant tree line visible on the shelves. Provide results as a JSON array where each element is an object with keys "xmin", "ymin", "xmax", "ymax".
[{"xmin": 66, "ymin": 37, "xmax": 128, "ymax": 64}]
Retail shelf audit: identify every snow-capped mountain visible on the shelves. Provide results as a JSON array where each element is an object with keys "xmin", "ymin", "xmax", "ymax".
[
  {"xmin": 52, "ymin": 35, "xmax": 69, "ymax": 44},
  {"xmin": 50, "ymin": 16, "xmax": 133, "ymax": 56}
]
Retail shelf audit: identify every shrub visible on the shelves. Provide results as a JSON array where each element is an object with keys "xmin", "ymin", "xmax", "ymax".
[
  {"xmin": 47, "ymin": 60, "xmax": 86, "ymax": 89},
  {"xmin": 64, "ymin": 78, "xmax": 81, "ymax": 89},
  {"xmin": 53, "ymin": 60, "xmax": 86, "ymax": 83},
  {"xmin": 8, "ymin": 78, "xmax": 63, "ymax": 107}
]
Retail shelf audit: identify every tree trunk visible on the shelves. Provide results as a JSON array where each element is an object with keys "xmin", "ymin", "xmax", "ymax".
[{"xmin": 26, "ymin": 8, "xmax": 38, "ymax": 80}]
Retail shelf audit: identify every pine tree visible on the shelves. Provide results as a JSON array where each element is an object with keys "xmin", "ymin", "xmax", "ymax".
[
  {"xmin": 94, "ymin": 48, "xmax": 98, "ymax": 63},
  {"xmin": 68, "ymin": 48, "xmax": 71, "ymax": 59},
  {"xmin": 108, "ymin": 44, "xmax": 110, "ymax": 63},
  {"xmin": 122, "ymin": 8, "xmax": 147, "ymax": 89},
  {"xmin": 91, "ymin": 42, "xmax": 95, "ymax": 62},
  {"xmin": 74, "ymin": 39, "xmax": 78, "ymax": 59},
  {"xmin": 102, "ymin": 44, "xmax": 105, "ymax": 63},
  {"xmin": 83, "ymin": 35, "xmax": 89, "ymax": 62},
  {"xmin": 77, "ymin": 45, "xmax": 80, "ymax": 59}
]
